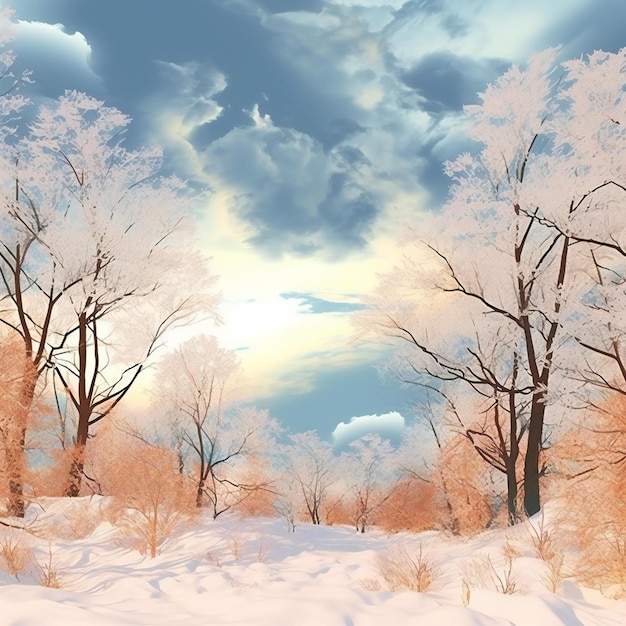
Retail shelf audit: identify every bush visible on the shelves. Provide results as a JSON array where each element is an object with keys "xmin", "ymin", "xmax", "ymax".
[
  {"xmin": 375, "ymin": 477, "xmax": 443, "ymax": 534},
  {"xmin": 362, "ymin": 542, "xmax": 439, "ymax": 593},
  {"xmin": 100, "ymin": 436, "xmax": 197, "ymax": 558}
]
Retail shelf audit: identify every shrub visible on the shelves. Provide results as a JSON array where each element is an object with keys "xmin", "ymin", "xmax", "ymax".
[
  {"xmin": 375, "ymin": 477, "xmax": 443, "ymax": 534},
  {"xmin": 101, "ymin": 437, "xmax": 197, "ymax": 558},
  {"xmin": 362, "ymin": 542, "xmax": 439, "ymax": 593}
]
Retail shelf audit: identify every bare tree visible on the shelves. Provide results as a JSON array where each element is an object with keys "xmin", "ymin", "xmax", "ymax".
[
  {"xmin": 338, "ymin": 434, "xmax": 399, "ymax": 533},
  {"xmin": 356, "ymin": 48, "xmax": 626, "ymax": 517},
  {"xmin": 153, "ymin": 335, "xmax": 278, "ymax": 518},
  {"xmin": 14, "ymin": 91, "xmax": 220, "ymax": 497},
  {"xmin": 279, "ymin": 431, "xmax": 335, "ymax": 525}
]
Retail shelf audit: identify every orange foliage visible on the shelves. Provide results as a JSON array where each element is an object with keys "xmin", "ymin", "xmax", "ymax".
[
  {"xmin": 27, "ymin": 448, "xmax": 76, "ymax": 498},
  {"xmin": 0, "ymin": 339, "xmax": 39, "ymax": 508},
  {"xmin": 434, "ymin": 434, "xmax": 497, "ymax": 535},
  {"xmin": 375, "ymin": 478, "xmax": 443, "ymax": 533},
  {"xmin": 231, "ymin": 457, "xmax": 276, "ymax": 518},
  {"xmin": 549, "ymin": 395, "xmax": 626, "ymax": 595},
  {"xmin": 324, "ymin": 494, "xmax": 353, "ymax": 527}
]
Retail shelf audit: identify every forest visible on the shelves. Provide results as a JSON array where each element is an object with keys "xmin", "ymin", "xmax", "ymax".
[{"xmin": 0, "ymin": 7, "xmax": 625, "ymax": 624}]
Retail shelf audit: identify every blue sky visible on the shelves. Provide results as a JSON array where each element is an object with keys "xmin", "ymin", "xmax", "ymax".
[{"xmin": 6, "ymin": 0, "xmax": 624, "ymax": 446}]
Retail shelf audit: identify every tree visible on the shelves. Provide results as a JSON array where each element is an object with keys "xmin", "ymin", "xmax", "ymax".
[
  {"xmin": 357, "ymin": 48, "xmax": 626, "ymax": 517},
  {"xmin": 338, "ymin": 434, "xmax": 399, "ymax": 533},
  {"xmin": 7, "ymin": 91, "xmax": 220, "ymax": 498},
  {"xmin": 0, "ymin": 10, "xmax": 53, "ymax": 517},
  {"xmin": 278, "ymin": 430, "xmax": 335, "ymax": 525},
  {"xmin": 92, "ymin": 421, "xmax": 197, "ymax": 558},
  {"xmin": 153, "ymin": 335, "xmax": 278, "ymax": 518},
  {"xmin": 0, "ymin": 22, "xmax": 222, "ymax": 513}
]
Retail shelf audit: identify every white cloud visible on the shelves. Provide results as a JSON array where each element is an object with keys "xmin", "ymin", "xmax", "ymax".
[
  {"xmin": 386, "ymin": 0, "xmax": 590, "ymax": 67},
  {"xmin": 14, "ymin": 19, "xmax": 100, "ymax": 84},
  {"xmin": 145, "ymin": 61, "xmax": 227, "ymax": 183},
  {"xmin": 332, "ymin": 411, "xmax": 405, "ymax": 447}
]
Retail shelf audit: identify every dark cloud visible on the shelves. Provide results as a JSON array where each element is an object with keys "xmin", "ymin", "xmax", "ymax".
[
  {"xmin": 14, "ymin": 0, "xmax": 362, "ymax": 151},
  {"xmin": 252, "ymin": 0, "xmax": 325, "ymax": 13},
  {"xmin": 280, "ymin": 292, "xmax": 368, "ymax": 314},
  {"xmin": 415, "ymin": 131, "xmax": 481, "ymax": 206},
  {"xmin": 441, "ymin": 13, "xmax": 469, "ymax": 38},
  {"xmin": 317, "ymin": 172, "xmax": 377, "ymax": 246},
  {"xmin": 400, "ymin": 52, "xmax": 509, "ymax": 113},
  {"xmin": 394, "ymin": 0, "xmax": 441, "ymax": 20},
  {"xmin": 334, "ymin": 145, "xmax": 371, "ymax": 168},
  {"xmin": 203, "ymin": 117, "xmax": 377, "ymax": 255}
]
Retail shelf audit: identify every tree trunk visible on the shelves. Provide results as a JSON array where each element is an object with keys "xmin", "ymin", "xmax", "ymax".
[
  {"xmin": 6, "ymin": 372, "xmax": 37, "ymax": 518},
  {"xmin": 506, "ymin": 384, "xmax": 520, "ymax": 525},
  {"xmin": 505, "ymin": 463, "xmax": 518, "ymax": 525},
  {"xmin": 523, "ymin": 393, "xmax": 547, "ymax": 517},
  {"xmin": 65, "ymin": 444, "xmax": 87, "ymax": 497},
  {"xmin": 195, "ymin": 479, "xmax": 204, "ymax": 508},
  {"xmin": 6, "ymin": 426, "xmax": 26, "ymax": 518},
  {"xmin": 66, "ymin": 312, "xmax": 91, "ymax": 497}
]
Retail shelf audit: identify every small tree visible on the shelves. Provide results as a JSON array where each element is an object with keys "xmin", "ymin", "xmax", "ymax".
[
  {"xmin": 104, "ymin": 437, "xmax": 197, "ymax": 558},
  {"xmin": 154, "ymin": 336, "xmax": 278, "ymax": 518},
  {"xmin": 279, "ymin": 431, "xmax": 335, "ymax": 525},
  {"xmin": 339, "ymin": 434, "xmax": 399, "ymax": 533}
]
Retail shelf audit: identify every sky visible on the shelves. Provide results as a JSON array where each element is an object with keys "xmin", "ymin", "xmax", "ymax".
[{"xmin": 4, "ymin": 0, "xmax": 625, "ymax": 447}]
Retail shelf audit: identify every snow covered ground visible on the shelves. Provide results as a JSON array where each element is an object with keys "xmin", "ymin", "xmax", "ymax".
[{"xmin": 0, "ymin": 497, "xmax": 624, "ymax": 626}]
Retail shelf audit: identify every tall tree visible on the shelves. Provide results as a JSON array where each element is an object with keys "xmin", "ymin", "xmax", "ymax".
[
  {"xmin": 3, "ymin": 91, "xmax": 219, "ymax": 499},
  {"xmin": 0, "ymin": 9, "xmax": 56, "ymax": 517},
  {"xmin": 357, "ymin": 47, "xmax": 626, "ymax": 517}
]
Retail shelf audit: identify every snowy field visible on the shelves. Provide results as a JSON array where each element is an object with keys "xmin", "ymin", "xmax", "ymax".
[{"xmin": 0, "ymin": 497, "xmax": 624, "ymax": 626}]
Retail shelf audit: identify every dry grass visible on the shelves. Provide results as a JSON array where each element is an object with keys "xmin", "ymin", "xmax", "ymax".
[
  {"xmin": 461, "ymin": 576, "xmax": 471, "ymax": 606},
  {"xmin": 205, "ymin": 549, "xmax": 222, "ymax": 567},
  {"xmin": 502, "ymin": 538, "xmax": 523, "ymax": 561},
  {"xmin": 525, "ymin": 512, "xmax": 566, "ymax": 592},
  {"xmin": 37, "ymin": 546, "xmax": 62, "ymax": 588},
  {"xmin": 461, "ymin": 551, "xmax": 520, "ymax": 595},
  {"xmin": 230, "ymin": 534, "xmax": 241, "ymax": 561},
  {"xmin": 0, "ymin": 530, "xmax": 33, "ymax": 578},
  {"xmin": 528, "ymin": 513, "xmax": 558, "ymax": 563},
  {"xmin": 362, "ymin": 543, "xmax": 438, "ymax": 593}
]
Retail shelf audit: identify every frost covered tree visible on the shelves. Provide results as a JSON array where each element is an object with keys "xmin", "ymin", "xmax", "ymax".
[
  {"xmin": 153, "ymin": 335, "xmax": 278, "ymax": 518},
  {"xmin": 338, "ymin": 434, "xmax": 399, "ymax": 533},
  {"xmin": 278, "ymin": 431, "xmax": 335, "ymax": 525},
  {"xmin": 0, "ymin": 90, "xmax": 219, "ymax": 502},
  {"xmin": 0, "ymin": 9, "xmax": 50, "ymax": 517},
  {"xmin": 357, "ymin": 47, "xmax": 626, "ymax": 517}
]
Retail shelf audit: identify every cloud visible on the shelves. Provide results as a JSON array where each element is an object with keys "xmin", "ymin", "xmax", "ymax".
[
  {"xmin": 145, "ymin": 61, "xmax": 227, "ymax": 182},
  {"xmin": 197, "ymin": 111, "xmax": 378, "ymax": 255},
  {"xmin": 11, "ymin": 19, "xmax": 102, "ymax": 97},
  {"xmin": 185, "ymin": 180, "xmax": 430, "ymax": 401},
  {"xmin": 280, "ymin": 292, "xmax": 368, "ymax": 314},
  {"xmin": 399, "ymin": 52, "xmax": 509, "ymax": 114},
  {"xmin": 332, "ymin": 411, "xmax": 405, "ymax": 448},
  {"xmin": 211, "ymin": 296, "xmax": 388, "ymax": 400},
  {"xmin": 11, "ymin": 0, "xmax": 608, "ymax": 413}
]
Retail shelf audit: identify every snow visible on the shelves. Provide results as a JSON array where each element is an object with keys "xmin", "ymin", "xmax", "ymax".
[{"xmin": 0, "ymin": 497, "xmax": 624, "ymax": 625}]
